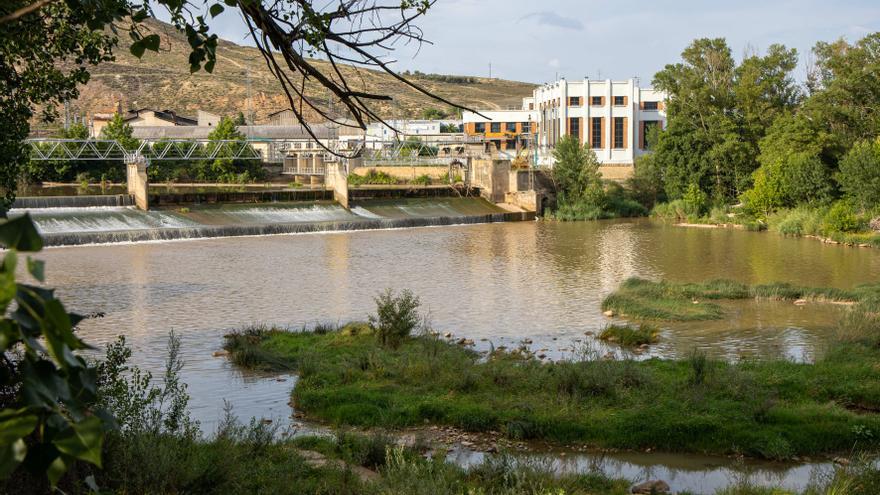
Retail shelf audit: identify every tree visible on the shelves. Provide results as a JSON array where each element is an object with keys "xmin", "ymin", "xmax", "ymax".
[
  {"xmin": 100, "ymin": 114, "xmax": 139, "ymax": 151},
  {"xmin": 232, "ymin": 111, "xmax": 247, "ymax": 126},
  {"xmin": 652, "ymin": 39, "xmax": 800, "ymax": 202},
  {"xmin": 421, "ymin": 108, "xmax": 446, "ymax": 120},
  {"xmin": 628, "ymin": 154, "xmax": 666, "ymax": 209},
  {"xmin": 837, "ymin": 139, "xmax": 880, "ymax": 210},
  {"xmin": 807, "ymin": 33, "xmax": 880, "ymax": 155},
  {"xmin": 551, "ymin": 136, "xmax": 601, "ymax": 203},
  {"xmin": 0, "ymin": 0, "xmax": 119, "ymax": 210},
  {"xmin": 200, "ymin": 116, "xmax": 261, "ymax": 182}
]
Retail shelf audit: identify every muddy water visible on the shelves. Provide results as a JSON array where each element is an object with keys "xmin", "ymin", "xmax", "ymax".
[{"xmin": 24, "ymin": 219, "xmax": 880, "ymax": 492}]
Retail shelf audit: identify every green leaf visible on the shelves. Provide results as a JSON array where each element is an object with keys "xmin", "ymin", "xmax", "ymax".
[
  {"xmin": 223, "ymin": 0, "xmax": 238, "ymax": 6},
  {"xmin": 142, "ymin": 34, "xmax": 161, "ymax": 52},
  {"xmin": 46, "ymin": 454, "xmax": 69, "ymax": 487},
  {"xmin": 0, "ymin": 408, "xmax": 38, "ymax": 478},
  {"xmin": 131, "ymin": 8, "xmax": 149, "ymax": 23},
  {"xmin": 204, "ymin": 59, "xmax": 215, "ymax": 73},
  {"xmin": 130, "ymin": 40, "xmax": 146, "ymax": 58},
  {"xmin": 27, "ymin": 257, "xmax": 44, "ymax": 282},
  {"xmin": 0, "ymin": 409, "xmax": 39, "ymax": 444},
  {"xmin": 53, "ymin": 416, "xmax": 103, "ymax": 467},
  {"xmin": 0, "ymin": 215, "xmax": 43, "ymax": 252},
  {"xmin": 0, "ymin": 438, "xmax": 27, "ymax": 479},
  {"xmin": 209, "ymin": 3, "xmax": 224, "ymax": 17}
]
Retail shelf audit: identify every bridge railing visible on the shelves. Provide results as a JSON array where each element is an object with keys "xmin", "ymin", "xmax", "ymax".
[{"xmin": 26, "ymin": 139, "xmax": 264, "ymax": 161}]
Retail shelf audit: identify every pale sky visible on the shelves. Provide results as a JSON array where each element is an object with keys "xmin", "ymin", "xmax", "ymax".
[{"xmin": 162, "ymin": 0, "xmax": 880, "ymax": 85}]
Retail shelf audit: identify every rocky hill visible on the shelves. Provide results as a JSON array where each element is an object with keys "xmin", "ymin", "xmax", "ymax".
[{"xmin": 68, "ymin": 18, "xmax": 535, "ymax": 124}]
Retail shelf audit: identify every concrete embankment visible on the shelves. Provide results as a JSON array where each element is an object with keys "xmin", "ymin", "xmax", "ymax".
[{"xmin": 38, "ymin": 211, "xmax": 534, "ymax": 247}]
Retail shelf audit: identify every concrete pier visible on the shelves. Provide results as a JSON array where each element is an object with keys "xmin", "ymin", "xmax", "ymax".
[{"xmin": 126, "ymin": 156, "xmax": 149, "ymax": 210}]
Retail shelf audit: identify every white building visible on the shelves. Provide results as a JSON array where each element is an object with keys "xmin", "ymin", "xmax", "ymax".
[{"xmin": 463, "ymin": 78, "xmax": 666, "ymax": 169}]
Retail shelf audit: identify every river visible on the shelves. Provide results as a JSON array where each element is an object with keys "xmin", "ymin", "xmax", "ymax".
[{"xmin": 26, "ymin": 218, "xmax": 880, "ymax": 493}]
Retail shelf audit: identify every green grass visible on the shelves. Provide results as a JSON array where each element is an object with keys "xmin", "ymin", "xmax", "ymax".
[
  {"xmin": 601, "ymin": 278, "xmax": 880, "ymax": 321},
  {"xmin": 598, "ymin": 324, "xmax": 660, "ymax": 347},
  {"xmin": 224, "ymin": 313, "xmax": 880, "ymax": 460}
]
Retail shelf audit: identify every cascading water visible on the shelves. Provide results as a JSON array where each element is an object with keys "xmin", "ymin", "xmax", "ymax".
[{"xmin": 9, "ymin": 199, "xmax": 532, "ymax": 246}]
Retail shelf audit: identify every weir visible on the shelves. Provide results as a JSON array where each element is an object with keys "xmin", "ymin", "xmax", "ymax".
[{"xmin": 36, "ymin": 210, "xmax": 534, "ymax": 246}]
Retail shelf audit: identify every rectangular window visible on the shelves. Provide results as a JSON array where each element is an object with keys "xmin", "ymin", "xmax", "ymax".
[
  {"xmin": 474, "ymin": 122, "xmax": 485, "ymax": 133},
  {"xmin": 643, "ymin": 101, "xmax": 659, "ymax": 110},
  {"xmin": 568, "ymin": 96, "xmax": 581, "ymax": 106},
  {"xmin": 643, "ymin": 120, "xmax": 658, "ymax": 149},
  {"xmin": 505, "ymin": 122, "xmax": 517, "ymax": 133},
  {"xmin": 490, "ymin": 122, "xmax": 501, "ymax": 133},
  {"xmin": 614, "ymin": 117, "xmax": 625, "ymax": 148},
  {"xmin": 521, "ymin": 122, "xmax": 531, "ymax": 132},
  {"xmin": 506, "ymin": 139, "xmax": 517, "ymax": 149},
  {"xmin": 568, "ymin": 117, "xmax": 580, "ymax": 142},
  {"xmin": 591, "ymin": 96, "xmax": 603, "ymax": 106},
  {"xmin": 614, "ymin": 96, "xmax": 626, "ymax": 106},
  {"xmin": 591, "ymin": 117, "xmax": 602, "ymax": 148}
]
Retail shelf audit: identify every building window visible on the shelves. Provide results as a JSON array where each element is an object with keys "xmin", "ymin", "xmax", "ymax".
[
  {"xmin": 643, "ymin": 120, "xmax": 659, "ymax": 149},
  {"xmin": 505, "ymin": 122, "xmax": 517, "ymax": 133},
  {"xmin": 529, "ymin": 103, "xmax": 534, "ymax": 110},
  {"xmin": 614, "ymin": 117, "xmax": 625, "ymax": 148},
  {"xmin": 643, "ymin": 101, "xmax": 659, "ymax": 110},
  {"xmin": 591, "ymin": 117, "xmax": 602, "ymax": 148},
  {"xmin": 506, "ymin": 139, "xmax": 517, "ymax": 149},
  {"xmin": 591, "ymin": 96, "xmax": 603, "ymax": 106},
  {"xmin": 521, "ymin": 122, "xmax": 531, "ymax": 132},
  {"xmin": 568, "ymin": 96, "xmax": 581, "ymax": 106},
  {"xmin": 490, "ymin": 122, "xmax": 501, "ymax": 133},
  {"xmin": 614, "ymin": 96, "xmax": 626, "ymax": 106},
  {"xmin": 569, "ymin": 117, "xmax": 580, "ymax": 142},
  {"xmin": 474, "ymin": 122, "xmax": 485, "ymax": 133}
]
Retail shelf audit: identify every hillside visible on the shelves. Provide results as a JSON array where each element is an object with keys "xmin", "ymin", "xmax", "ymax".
[{"xmin": 69, "ymin": 18, "xmax": 535, "ymax": 124}]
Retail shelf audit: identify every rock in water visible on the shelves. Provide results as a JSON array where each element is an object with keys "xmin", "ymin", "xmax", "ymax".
[{"xmin": 631, "ymin": 479, "xmax": 670, "ymax": 494}]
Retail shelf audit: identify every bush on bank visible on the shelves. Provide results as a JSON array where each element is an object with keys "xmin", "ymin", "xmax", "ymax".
[{"xmin": 548, "ymin": 136, "xmax": 648, "ymax": 221}]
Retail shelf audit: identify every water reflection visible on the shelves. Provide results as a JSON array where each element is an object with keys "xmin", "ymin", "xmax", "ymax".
[{"xmin": 447, "ymin": 447, "xmax": 839, "ymax": 495}]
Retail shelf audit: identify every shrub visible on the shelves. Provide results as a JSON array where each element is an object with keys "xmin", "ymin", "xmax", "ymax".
[
  {"xmin": 682, "ymin": 182, "xmax": 709, "ymax": 217},
  {"xmin": 349, "ymin": 169, "xmax": 397, "ymax": 186},
  {"xmin": 412, "ymin": 174, "xmax": 431, "ymax": 186},
  {"xmin": 369, "ymin": 289, "xmax": 421, "ymax": 348},
  {"xmin": 823, "ymin": 201, "xmax": 864, "ymax": 234},
  {"xmin": 599, "ymin": 324, "xmax": 660, "ymax": 347},
  {"xmin": 837, "ymin": 139, "xmax": 880, "ymax": 210}
]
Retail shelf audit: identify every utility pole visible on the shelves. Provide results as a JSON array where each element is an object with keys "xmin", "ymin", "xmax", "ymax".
[
  {"xmin": 488, "ymin": 63, "xmax": 492, "ymax": 79},
  {"xmin": 245, "ymin": 68, "xmax": 255, "ymax": 125}
]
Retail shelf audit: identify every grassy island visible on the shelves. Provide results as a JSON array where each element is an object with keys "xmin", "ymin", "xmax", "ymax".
[{"xmin": 224, "ymin": 292, "xmax": 880, "ymax": 461}]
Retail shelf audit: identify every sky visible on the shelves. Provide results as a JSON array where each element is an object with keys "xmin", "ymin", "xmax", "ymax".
[{"xmin": 164, "ymin": 0, "xmax": 880, "ymax": 85}]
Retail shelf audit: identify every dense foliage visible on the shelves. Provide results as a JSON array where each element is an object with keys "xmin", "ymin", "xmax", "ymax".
[
  {"xmin": 0, "ymin": 215, "xmax": 110, "ymax": 487},
  {"xmin": 645, "ymin": 32, "xmax": 880, "ymax": 242},
  {"xmin": 549, "ymin": 136, "xmax": 646, "ymax": 220}
]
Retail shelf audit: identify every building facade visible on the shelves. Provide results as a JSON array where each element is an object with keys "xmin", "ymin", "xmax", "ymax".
[{"xmin": 462, "ymin": 78, "xmax": 666, "ymax": 168}]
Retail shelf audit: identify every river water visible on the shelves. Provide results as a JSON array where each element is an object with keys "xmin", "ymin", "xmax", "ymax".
[{"xmin": 26, "ymin": 218, "xmax": 880, "ymax": 493}]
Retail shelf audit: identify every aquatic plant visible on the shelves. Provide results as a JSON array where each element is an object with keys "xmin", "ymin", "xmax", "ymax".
[{"xmin": 598, "ymin": 324, "xmax": 660, "ymax": 347}]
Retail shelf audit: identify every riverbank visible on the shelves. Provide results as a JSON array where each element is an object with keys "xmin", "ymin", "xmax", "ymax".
[
  {"xmin": 223, "ymin": 302, "xmax": 880, "ymax": 461},
  {"xmin": 653, "ymin": 203, "xmax": 880, "ymax": 249}
]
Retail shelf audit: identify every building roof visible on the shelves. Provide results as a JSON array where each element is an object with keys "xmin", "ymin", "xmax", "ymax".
[
  {"xmin": 124, "ymin": 108, "xmax": 198, "ymax": 126},
  {"xmin": 131, "ymin": 123, "xmax": 339, "ymax": 140}
]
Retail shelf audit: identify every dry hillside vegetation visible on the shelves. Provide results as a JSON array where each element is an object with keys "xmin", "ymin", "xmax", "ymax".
[{"xmin": 71, "ymin": 19, "xmax": 535, "ymax": 123}]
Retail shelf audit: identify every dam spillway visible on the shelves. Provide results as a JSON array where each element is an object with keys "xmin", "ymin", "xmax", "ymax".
[{"xmin": 10, "ymin": 198, "xmax": 534, "ymax": 247}]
